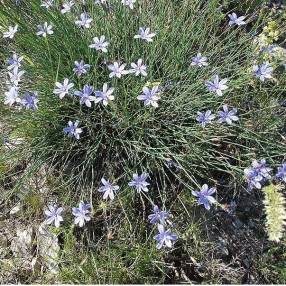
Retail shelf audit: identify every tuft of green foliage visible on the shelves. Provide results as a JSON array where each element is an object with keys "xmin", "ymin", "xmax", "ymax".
[{"xmin": 262, "ymin": 184, "xmax": 286, "ymax": 242}]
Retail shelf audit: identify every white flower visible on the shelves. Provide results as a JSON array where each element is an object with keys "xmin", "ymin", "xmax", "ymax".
[
  {"xmin": 36, "ymin": 22, "xmax": 54, "ymax": 37},
  {"xmin": 72, "ymin": 202, "xmax": 91, "ymax": 227},
  {"xmin": 53, "ymin": 78, "xmax": 74, "ymax": 99},
  {"xmin": 137, "ymin": 86, "xmax": 160, "ymax": 108},
  {"xmin": 8, "ymin": 67, "xmax": 25, "ymax": 86},
  {"xmin": 130, "ymin": 59, "xmax": 147, "ymax": 76},
  {"xmin": 95, "ymin": 83, "xmax": 115, "ymax": 106},
  {"xmin": 44, "ymin": 205, "xmax": 64, "ymax": 228},
  {"xmin": 4, "ymin": 86, "xmax": 21, "ymax": 106},
  {"xmin": 41, "ymin": 0, "xmax": 54, "ymax": 9},
  {"xmin": 3, "ymin": 25, "xmax": 18, "ymax": 39},
  {"xmin": 61, "ymin": 1, "xmax": 74, "ymax": 14},
  {"xmin": 7, "ymin": 53, "xmax": 24, "ymax": 70},
  {"xmin": 108, "ymin": 62, "xmax": 129, "ymax": 78},
  {"xmin": 75, "ymin": 13, "xmax": 93, "ymax": 29},
  {"xmin": 228, "ymin": 12, "xmax": 246, "ymax": 26},
  {"xmin": 98, "ymin": 178, "xmax": 120, "ymax": 200},
  {"xmin": 89, "ymin": 35, "xmax": 109, "ymax": 53},
  {"xmin": 95, "ymin": 0, "xmax": 107, "ymax": 4},
  {"xmin": 134, "ymin": 27, "xmax": 156, "ymax": 42},
  {"xmin": 121, "ymin": 0, "xmax": 136, "ymax": 9},
  {"xmin": 191, "ymin": 53, "xmax": 208, "ymax": 67},
  {"xmin": 206, "ymin": 75, "xmax": 228, "ymax": 96}
]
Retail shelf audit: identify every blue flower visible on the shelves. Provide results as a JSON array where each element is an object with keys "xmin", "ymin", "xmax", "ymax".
[
  {"xmin": 218, "ymin": 105, "xmax": 239, "ymax": 124},
  {"xmin": 21, "ymin": 91, "xmax": 39, "ymax": 110},
  {"xmin": 72, "ymin": 201, "xmax": 91, "ymax": 227},
  {"xmin": 41, "ymin": 0, "xmax": 54, "ymax": 9},
  {"xmin": 196, "ymin": 110, "xmax": 215, "ymax": 127},
  {"xmin": 61, "ymin": 1, "xmax": 74, "ymax": 14},
  {"xmin": 192, "ymin": 184, "xmax": 216, "ymax": 210},
  {"xmin": 148, "ymin": 205, "xmax": 170, "ymax": 224},
  {"xmin": 121, "ymin": 0, "xmax": 136, "ymax": 9},
  {"xmin": 276, "ymin": 163, "xmax": 286, "ymax": 183},
  {"xmin": 63, "ymin": 120, "xmax": 83, "ymax": 139},
  {"xmin": 191, "ymin": 53, "xmax": 208, "ymax": 67},
  {"xmin": 75, "ymin": 13, "xmax": 93, "ymax": 29},
  {"xmin": 36, "ymin": 22, "xmax": 53, "ymax": 37},
  {"xmin": 134, "ymin": 27, "xmax": 156, "ymax": 42},
  {"xmin": 8, "ymin": 67, "xmax": 25, "ymax": 86},
  {"xmin": 44, "ymin": 205, "xmax": 64, "ymax": 228},
  {"xmin": 244, "ymin": 159, "xmax": 272, "ymax": 190},
  {"xmin": 95, "ymin": 83, "xmax": 115, "ymax": 106},
  {"xmin": 74, "ymin": 85, "xmax": 96, "ymax": 107},
  {"xmin": 4, "ymin": 86, "xmax": 21, "ymax": 106},
  {"xmin": 7, "ymin": 53, "xmax": 23, "ymax": 70},
  {"xmin": 98, "ymin": 178, "xmax": 120, "ymax": 201},
  {"xmin": 130, "ymin": 59, "xmax": 147, "ymax": 76},
  {"xmin": 128, "ymin": 173, "xmax": 150, "ymax": 193},
  {"xmin": 137, "ymin": 86, "xmax": 160, "ymax": 108},
  {"xmin": 73, "ymin": 60, "xmax": 91, "ymax": 77},
  {"xmin": 3, "ymin": 25, "xmax": 18, "ymax": 39},
  {"xmin": 228, "ymin": 12, "xmax": 246, "ymax": 26},
  {"xmin": 253, "ymin": 62, "xmax": 273, "ymax": 82},
  {"xmin": 53, "ymin": 78, "xmax": 74, "ymax": 99},
  {"xmin": 89, "ymin": 36, "xmax": 109, "ymax": 53},
  {"xmin": 206, "ymin": 75, "xmax": 228, "ymax": 96},
  {"xmin": 108, "ymin": 62, "xmax": 129, "ymax": 78},
  {"xmin": 153, "ymin": 224, "xmax": 178, "ymax": 249}
]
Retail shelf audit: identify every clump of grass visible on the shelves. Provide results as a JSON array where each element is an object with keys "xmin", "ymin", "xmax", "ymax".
[{"xmin": 0, "ymin": 0, "xmax": 284, "ymax": 191}]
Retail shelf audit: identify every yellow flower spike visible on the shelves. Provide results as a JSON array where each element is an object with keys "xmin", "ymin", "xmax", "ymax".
[
  {"xmin": 23, "ymin": 55, "xmax": 35, "ymax": 66},
  {"xmin": 145, "ymin": 81, "xmax": 161, "ymax": 88},
  {"xmin": 99, "ymin": 201, "xmax": 108, "ymax": 210}
]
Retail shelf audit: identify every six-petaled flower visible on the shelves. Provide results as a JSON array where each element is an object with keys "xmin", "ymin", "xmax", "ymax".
[
  {"xmin": 44, "ymin": 205, "xmax": 64, "ymax": 227},
  {"xmin": 4, "ymin": 86, "xmax": 21, "ymax": 106},
  {"xmin": 228, "ymin": 12, "xmax": 246, "ymax": 26},
  {"xmin": 73, "ymin": 60, "xmax": 91, "ymax": 77},
  {"xmin": 98, "ymin": 178, "xmax": 120, "ymax": 201},
  {"xmin": 192, "ymin": 184, "xmax": 216, "ymax": 210},
  {"xmin": 253, "ymin": 62, "xmax": 273, "ymax": 82},
  {"xmin": 153, "ymin": 224, "xmax": 178, "ymax": 249},
  {"xmin": 276, "ymin": 163, "xmax": 286, "ymax": 183},
  {"xmin": 108, "ymin": 62, "xmax": 129, "ymax": 78},
  {"xmin": 206, "ymin": 75, "xmax": 228, "ymax": 96},
  {"xmin": 137, "ymin": 86, "xmax": 160, "ymax": 108},
  {"xmin": 21, "ymin": 91, "xmax": 39, "ymax": 110},
  {"xmin": 3, "ymin": 25, "xmax": 18, "ymax": 39},
  {"xmin": 191, "ymin": 53, "xmax": 208, "ymax": 67},
  {"xmin": 63, "ymin": 120, "xmax": 83, "ymax": 139},
  {"xmin": 75, "ymin": 13, "xmax": 93, "ymax": 29},
  {"xmin": 89, "ymin": 35, "xmax": 109, "ymax": 53},
  {"xmin": 53, "ymin": 78, "xmax": 74, "ymax": 99},
  {"xmin": 121, "ymin": 0, "xmax": 136, "ymax": 9},
  {"xmin": 134, "ymin": 27, "xmax": 156, "ymax": 42},
  {"xmin": 128, "ymin": 173, "xmax": 150, "ymax": 193},
  {"xmin": 95, "ymin": 83, "xmax": 115, "ymax": 106},
  {"xmin": 196, "ymin": 110, "xmax": 215, "ymax": 127},
  {"xmin": 130, "ymin": 59, "xmax": 147, "ymax": 76},
  {"xmin": 244, "ymin": 159, "xmax": 272, "ymax": 190},
  {"xmin": 36, "ymin": 22, "xmax": 54, "ymax": 37},
  {"xmin": 74, "ymin": 85, "xmax": 96, "ymax": 107},
  {"xmin": 148, "ymin": 205, "xmax": 170, "ymax": 225},
  {"xmin": 61, "ymin": 1, "xmax": 74, "ymax": 14},
  {"xmin": 218, "ymin": 105, "xmax": 239, "ymax": 125},
  {"xmin": 72, "ymin": 201, "xmax": 91, "ymax": 227}
]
